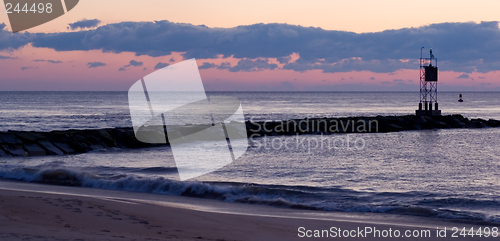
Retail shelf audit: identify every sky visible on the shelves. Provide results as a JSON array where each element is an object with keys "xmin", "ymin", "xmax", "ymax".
[{"xmin": 1, "ymin": 0, "xmax": 500, "ymax": 91}]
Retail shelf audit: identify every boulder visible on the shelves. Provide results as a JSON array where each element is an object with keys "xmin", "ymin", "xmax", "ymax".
[
  {"xmin": 433, "ymin": 121, "xmax": 449, "ymax": 128},
  {"xmin": 89, "ymin": 144, "xmax": 106, "ymax": 151},
  {"xmin": 0, "ymin": 148, "xmax": 8, "ymax": 157},
  {"xmin": 487, "ymin": 119, "xmax": 500, "ymax": 127},
  {"xmin": 86, "ymin": 135, "xmax": 109, "ymax": 149},
  {"xmin": 1, "ymin": 145, "xmax": 28, "ymax": 157},
  {"xmin": 38, "ymin": 141, "xmax": 64, "ymax": 155},
  {"xmin": 0, "ymin": 134, "xmax": 23, "ymax": 144},
  {"xmin": 98, "ymin": 130, "xmax": 117, "ymax": 147},
  {"xmin": 13, "ymin": 132, "xmax": 46, "ymax": 142},
  {"xmin": 469, "ymin": 119, "xmax": 488, "ymax": 128},
  {"xmin": 24, "ymin": 143, "xmax": 46, "ymax": 156},
  {"xmin": 66, "ymin": 136, "xmax": 91, "ymax": 152},
  {"xmin": 53, "ymin": 143, "xmax": 76, "ymax": 154},
  {"xmin": 388, "ymin": 124, "xmax": 404, "ymax": 131},
  {"xmin": 445, "ymin": 116, "xmax": 466, "ymax": 128}
]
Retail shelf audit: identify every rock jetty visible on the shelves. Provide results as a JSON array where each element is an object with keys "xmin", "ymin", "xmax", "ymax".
[{"xmin": 1, "ymin": 114, "xmax": 499, "ymax": 157}]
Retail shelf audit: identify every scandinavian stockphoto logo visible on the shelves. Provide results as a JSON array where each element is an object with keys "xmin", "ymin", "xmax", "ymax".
[
  {"xmin": 4, "ymin": 0, "xmax": 79, "ymax": 32},
  {"xmin": 128, "ymin": 59, "xmax": 248, "ymax": 181}
]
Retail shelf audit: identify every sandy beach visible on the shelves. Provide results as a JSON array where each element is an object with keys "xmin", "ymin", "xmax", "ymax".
[{"xmin": 0, "ymin": 180, "xmax": 492, "ymax": 241}]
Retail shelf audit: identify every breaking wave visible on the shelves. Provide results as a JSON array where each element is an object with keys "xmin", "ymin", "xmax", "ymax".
[{"xmin": 0, "ymin": 167, "xmax": 499, "ymax": 225}]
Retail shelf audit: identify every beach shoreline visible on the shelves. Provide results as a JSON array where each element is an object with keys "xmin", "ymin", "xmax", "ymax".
[{"xmin": 0, "ymin": 180, "xmax": 492, "ymax": 240}]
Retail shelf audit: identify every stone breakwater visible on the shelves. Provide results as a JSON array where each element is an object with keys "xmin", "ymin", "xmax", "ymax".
[{"xmin": 1, "ymin": 114, "xmax": 499, "ymax": 157}]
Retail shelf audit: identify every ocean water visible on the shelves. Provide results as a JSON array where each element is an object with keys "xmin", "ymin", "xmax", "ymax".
[
  {"xmin": 1, "ymin": 91, "xmax": 500, "ymax": 132},
  {"xmin": 1, "ymin": 91, "xmax": 500, "ymax": 224}
]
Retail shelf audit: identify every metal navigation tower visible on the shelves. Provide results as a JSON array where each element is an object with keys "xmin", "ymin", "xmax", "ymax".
[{"xmin": 416, "ymin": 47, "xmax": 441, "ymax": 116}]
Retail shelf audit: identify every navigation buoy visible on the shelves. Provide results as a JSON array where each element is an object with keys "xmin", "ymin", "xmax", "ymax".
[{"xmin": 458, "ymin": 93, "xmax": 463, "ymax": 102}]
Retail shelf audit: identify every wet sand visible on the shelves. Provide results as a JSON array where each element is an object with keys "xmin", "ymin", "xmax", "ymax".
[{"xmin": 0, "ymin": 181, "xmax": 491, "ymax": 240}]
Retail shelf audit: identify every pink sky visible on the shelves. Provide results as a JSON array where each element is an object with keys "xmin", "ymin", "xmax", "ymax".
[
  {"xmin": 1, "ymin": 0, "xmax": 500, "ymax": 91},
  {"xmin": 0, "ymin": 45, "xmax": 497, "ymax": 91}
]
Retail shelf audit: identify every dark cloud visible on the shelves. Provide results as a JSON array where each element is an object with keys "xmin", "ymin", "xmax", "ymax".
[
  {"xmin": 0, "ymin": 55, "xmax": 15, "ymax": 59},
  {"xmin": 217, "ymin": 62, "xmax": 231, "ymax": 70},
  {"xmin": 7, "ymin": 20, "xmax": 500, "ymax": 73},
  {"xmin": 33, "ymin": 59, "xmax": 63, "ymax": 63},
  {"xmin": 119, "ymin": 60, "xmax": 143, "ymax": 70},
  {"xmin": 68, "ymin": 19, "xmax": 101, "ymax": 30},
  {"xmin": 0, "ymin": 23, "xmax": 33, "ymax": 51},
  {"xmin": 457, "ymin": 73, "xmax": 470, "ymax": 78},
  {"xmin": 87, "ymin": 62, "xmax": 106, "ymax": 68},
  {"xmin": 277, "ymin": 56, "xmax": 291, "ymax": 64},
  {"xmin": 393, "ymin": 79, "xmax": 404, "ymax": 82},
  {"xmin": 198, "ymin": 62, "xmax": 216, "ymax": 69},
  {"xmin": 129, "ymin": 60, "xmax": 143, "ymax": 67},
  {"xmin": 154, "ymin": 62, "xmax": 169, "ymax": 69},
  {"xmin": 283, "ymin": 58, "xmax": 415, "ymax": 73},
  {"xmin": 21, "ymin": 66, "xmax": 37, "ymax": 71},
  {"xmin": 370, "ymin": 77, "xmax": 375, "ymax": 80},
  {"xmin": 228, "ymin": 59, "xmax": 278, "ymax": 72},
  {"xmin": 198, "ymin": 60, "xmax": 276, "ymax": 72},
  {"xmin": 304, "ymin": 82, "xmax": 419, "ymax": 91},
  {"xmin": 122, "ymin": 60, "xmax": 143, "ymax": 67}
]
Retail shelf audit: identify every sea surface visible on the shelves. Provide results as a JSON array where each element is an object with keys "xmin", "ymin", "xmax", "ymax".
[
  {"xmin": 1, "ymin": 91, "xmax": 500, "ymax": 224},
  {"xmin": 1, "ymin": 91, "xmax": 500, "ymax": 132}
]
